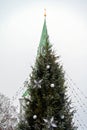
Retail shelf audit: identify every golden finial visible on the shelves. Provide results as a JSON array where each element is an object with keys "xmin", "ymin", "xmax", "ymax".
[{"xmin": 44, "ymin": 8, "xmax": 46, "ymax": 17}]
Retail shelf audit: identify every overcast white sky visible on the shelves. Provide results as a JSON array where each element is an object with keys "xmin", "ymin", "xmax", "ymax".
[
  {"xmin": 0, "ymin": 0, "xmax": 87, "ymax": 128},
  {"xmin": 0, "ymin": 0, "xmax": 87, "ymax": 97}
]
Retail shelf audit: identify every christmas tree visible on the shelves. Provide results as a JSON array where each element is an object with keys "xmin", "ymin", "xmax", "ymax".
[{"xmin": 17, "ymin": 11, "xmax": 76, "ymax": 130}]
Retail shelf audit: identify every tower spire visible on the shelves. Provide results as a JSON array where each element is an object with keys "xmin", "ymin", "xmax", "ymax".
[
  {"xmin": 44, "ymin": 8, "xmax": 46, "ymax": 17},
  {"xmin": 37, "ymin": 9, "xmax": 48, "ymax": 56}
]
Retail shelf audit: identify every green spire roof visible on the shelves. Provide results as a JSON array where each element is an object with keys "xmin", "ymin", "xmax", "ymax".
[
  {"xmin": 38, "ymin": 17, "xmax": 48, "ymax": 55},
  {"xmin": 22, "ymin": 14, "xmax": 48, "ymax": 98}
]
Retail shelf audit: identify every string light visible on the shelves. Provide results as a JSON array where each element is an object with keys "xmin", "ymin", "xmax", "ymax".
[
  {"xmin": 74, "ymin": 113, "xmax": 87, "ymax": 129},
  {"xmin": 66, "ymin": 73, "xmax": 87, "ymax": 100},
  {"xmin": 66, "ymin": 80, "xmax": 87, "ymax": 130},
  {"xmin": 67, "ymin": 81, "xmax": 87, "ymax": 115},
  {"xmin": 4, "ymin": 71, "xmax": 87, "ymax": 130},
  {"xmin": 74, "ymin": 115, "xmax": 85, "ymax": 130}
]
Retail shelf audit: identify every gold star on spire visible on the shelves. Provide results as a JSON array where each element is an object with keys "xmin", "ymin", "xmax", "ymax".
[{"xmin": 44, "ymin": 8, "xmax": 46, "ymax": 17}]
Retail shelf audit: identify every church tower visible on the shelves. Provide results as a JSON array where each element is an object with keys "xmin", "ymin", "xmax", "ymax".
[
  {"xmin": 22, "ymin": 9, "xmax": 49, "ymax": 98},
  {"xmin": 37, "ymin": 9, "xmax": 49, "ymax": 56}
]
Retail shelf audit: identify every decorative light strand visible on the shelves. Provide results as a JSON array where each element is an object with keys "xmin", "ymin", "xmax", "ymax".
[
  {"xmin": 66, "ymin": 75, "xmax": 87, "ymax": 110},
  {"xmin": 68, "ymin": 83, "xmax": 87, "ymax": 109},
  {"xmin": 67, "ymin": 82, "xmax": 87, "ymax": 115},
  {"xmin": 74, "ymin": 115, "xmax": 85, "ymax": 130},
  {"xmin": 67, "ymin": 81, "xmax": 87, "ymax": 129},
  {"xmin": 66, "ymin": 73, "xmax": 87, "ymax": 100},
  {"xmin": 77, "ymin": 113, "xmax": 87, "ymax": 128}
]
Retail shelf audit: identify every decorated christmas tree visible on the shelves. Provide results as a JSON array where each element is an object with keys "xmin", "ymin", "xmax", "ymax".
[{"xmin": 17, "ymin": 10, "xmax": 76, "ymax": 130}]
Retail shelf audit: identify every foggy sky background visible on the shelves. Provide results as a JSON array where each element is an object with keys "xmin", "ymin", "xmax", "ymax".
[{"xmin": 0, "ymin": 0, "xmax": 87, "ymax": 97}]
